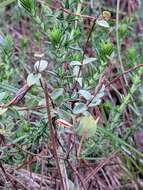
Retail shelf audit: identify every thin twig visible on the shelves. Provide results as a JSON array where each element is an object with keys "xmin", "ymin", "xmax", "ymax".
[
  {"xmin": 101, "ymin": 168, "xmax": 112, "ymax": 190},
  {"xmin": 87, "ymin": 64, "xmax": 143, "ymax": 106},
  {"xmin": 72, "ymin": 18, "xmax": 96, "ymax": 91},
  {"xmin": 40, "ymin": 158, "xmax": 45, "ymax": 190},
  {"xmin": 83, "ymin": 151, "xmax": 118, "ymax": 185},
  {"xmin": 0, "ymin": 161, "xmax": 30, "ymax": 190},
  {"xmin": 6, "ymin": 172, "xmax": 30, "ymax": 190},
  {"xmin": 77, "ymin": 135, "xmax": 85, "ymax": 159},
  {"xmin": 66, "ymin": 159, "xmax": 86, "ymax": 190},
  {"xmin": 42, "ymin": 78, "xmax": 68, "ymax": 190},
  {"xmin": 106, "ymin": 64, "xmax": 143, "ymax": 88},
  {"xmin": 16, "ymin": 157, "xmax": 36, "ymax": 171},
  {"xmin": 87, "ymin": 76, "xmax": 105, "ymax": 106},
  {"xmin": 0, "ymin": 162, "xmax": 15, "ymax": 190},
  {"xmin": 61, "ymin": 7, "xmax": 95, "ymax": 20},
  {"xmin": 12, "ymin": 144, "xmax": 52, "ymax": 159}
]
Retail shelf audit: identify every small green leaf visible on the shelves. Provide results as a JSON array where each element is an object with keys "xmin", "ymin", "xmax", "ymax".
[
  {"xmin": 68, "ymin": 180, "xmax": 75, "ymax": 190},
  {"xmin": 0, "ymin": 108, "xmax": 8, "ymax": 115},
  {"xmin": 0, "ymin": 92, "xmax": 6, "ymax": 102},
  {"xmin": 83, "ymin": 57, "xmax": 96, "ymax": 65},
  {"xmin": 34, "ymin": 60, "xmax": 48, "ymax": 72},
  {"xmin": 70, "ymin": 58, "xmax": 96, "ymax": 66},
  {"xmin": 76, "ymin": 116, "xmax": 98, "ymax": 137},
  {"xmin": 93, "ymin": 89, "xmax": 105, "ymax": 100},
  {"xmin": 27, "ymin": 73, "xmax": 40, "ymax": 86},
  {"xmin": 73, "ymin": 103, "xmax": 87, "ymax": 114},
  {"xmin": 73, "ymin": 66, "xmax": 80, "ymax": 76},
  {"xmin": 0, "ymin": 33, "xmax": 4, "ymax": 46},
  {"xmin": 88, "ymin": 86, "xmax": 105, "ymax": 107},
  {"xmin": 79, "ymin": 90, "xmax": 92, "ymax": 100},
  {"xmin": 70, "ymin": 61, "xmax": 81, "ymax": 66},
  {"xmin": 51, "ymin": 88, "xmax": 64, "ymax": 100},
  {"xmin": 0, "ymin": 128, "xmax": 6, "ymax": 134},
  {"xmin": 73, "ymin": 65, "xmax": 82, "ymax": 86},
  {"xmin": 75, "ymin": 77, "xmax": 82, "ymax": 86},
  {"xmin": 57, "ymin": 109, "xmax": 72, "ymax": 122},
  {"xmin": 96, "ymin": 19, "xmax": 109, "ymax": 28},
  {"xmin": 88, "ymin": 99, "xmax": 102, "ymax": 107}
]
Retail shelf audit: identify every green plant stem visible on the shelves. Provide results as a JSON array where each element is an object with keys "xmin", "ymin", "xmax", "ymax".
[
  {"xmin": 116, "ymin": 0, "xmax": 128, "ymax": 86},
  {"xmin": 69, "ymin": 0, "xmax": 83, "ymax": 40}
]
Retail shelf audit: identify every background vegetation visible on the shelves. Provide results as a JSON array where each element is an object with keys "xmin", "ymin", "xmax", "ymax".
[{"xmin": 0, "ymin": 0, "xmax": 143, "ymax": 189}]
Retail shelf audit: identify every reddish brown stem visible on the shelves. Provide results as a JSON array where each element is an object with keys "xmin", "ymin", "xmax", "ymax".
[
  {"xmin": 61, "ymin": 7, "xmax": 95, "ymax": 20},
  {"xmin": 66, "ymin": 159, "xmax": 86, "ymax": 190},
  {"xmin": 106, "ymin": 64, "xmax": 143, "ymax": 88},
  {"xmin": 42, "ymin": 78, "xmax": 68, "ymax": 190},
  {"xmin": 87, "ymin": 64, "xmax": 143, "ymax": 106},
  {"xmin": 72, "ymin": 18, "xmax": 96, "ymax": 91},
  {"xmin": 83, "ymin": 151, "xmax": 118, "ymax": 185}
]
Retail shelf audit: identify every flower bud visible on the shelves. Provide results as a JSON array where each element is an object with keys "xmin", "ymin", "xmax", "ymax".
[
  {"xmin": 49, "ymin": 26, "xmax": 62, "ymax": 45},
  {"xmin": 128, "ymin": 47, "xmax": 136, "ymax": 62},
  {"xmin": 100, "ymin": 41, "xmax": 113, "ymax": 60},
  {"xmin": 119, "ymin": 24, "xmax": 128, "ymax": 36}
]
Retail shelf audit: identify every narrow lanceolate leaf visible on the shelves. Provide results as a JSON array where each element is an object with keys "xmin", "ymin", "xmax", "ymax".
[
  {"xmin": 51, "ymin": 88, "xmax": 64, "ymax": 100},
  {"xmin": 83, "ymin": 57, "xmax": 96, "ymax": 65},
  {"xmin": 18, "ymin": 0, "xmax": 36, "ymax": 16},
  {"xmin": 79, "ymin": 90, "xmax": 92, "ymax": 100},
  {"xmin": 88, "ymin": 85, "xmax": 105, "ymax": 107},
  {"xmin": 70, "ymin": 58, "xmax": 96, "ymax": 67},
  {"xmin": 57, "ymin": 108, "xmax": 72, "ymax": 122},
  {"xmin": 96, "ymin": 19, "xmax": 110, "ymax": 28},
  {"xmin": 34, "ymin": 60, "xmax": 48, "ymax": 72},
  {"xmin": 27, "ymin": 73, "xmax": 40, "ymax": 86},
  {"xmin": 73, "ymin": 103, "xmax": 87, "ymax": 114},
  {"xmin": 0, "ymin": 83, "xmax": 32, "ymax": 108},
  {"xmin": 73, "ymin": 66, "xmax": 80, "ymax": 76},
  {"xmin": 75, "ymin": 77, "xmax": 82, "ymax": 87},
  {"xmin": 70, "ymin": 61, "xmax": 81, "ymax": 66}
]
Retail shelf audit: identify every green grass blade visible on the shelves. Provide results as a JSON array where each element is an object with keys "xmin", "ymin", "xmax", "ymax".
[
  {"xmin": 98, "ymin": 127, "xmax": 143, "ymax": 158},
  {"xmin": 0, "ymin": 0, "xmax": 16, "ymax": 8}
]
